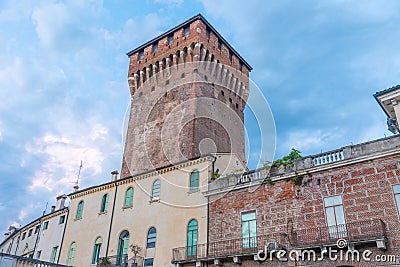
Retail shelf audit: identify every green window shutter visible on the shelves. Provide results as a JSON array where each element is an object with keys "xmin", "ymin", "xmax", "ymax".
[
  {"xmin": 100, "ymin": 194, "xmax": 109, "ymax": 212},
  {"xmin": 104, "ymin": 194, "xmax": 109, "ymax": 211},
  {"xmin": 67, "ymin": 242, "xmax": 76, "ymax": 266},
  {"xmin": 76, "ymin": 201, "xmax": 84, "ymax": 219},
  {"xmin": 124, "ymin": 188, "xmax": 133, "ymax": 207},
  {"xmin": 91, "ymin": 237, "xmax": 102, "ymax": 264},
  {"xmin": 187, "ymin": 219, "xmax": 198, "ymax": 256},
  {"xmin": 190, "ymin": 171, "xmax": 199, "ymax": 191},
  {"xmin": 50, "ymin": 246, "xmax": 58, "ymax": 263}
]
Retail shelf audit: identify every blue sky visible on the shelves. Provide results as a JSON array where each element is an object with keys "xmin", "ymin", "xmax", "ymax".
[{"xmin": 0, "ymin": 0, "xmax": 399, "ymax": 235}]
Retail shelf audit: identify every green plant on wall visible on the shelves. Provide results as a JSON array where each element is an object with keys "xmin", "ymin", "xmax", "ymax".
[
  {"xmin": 230, "ymin": 168, "xmax": 244, "ymax": 175},
  {"xmin": 210, "ymin": 170, "xmax": 221, "ymax": 179},
  {"xmin": 272, "ymin": 148, "xmax": 302, "ymax": 167},
  {"xmin": 129, "ymin": 244, "xmax": 142, "ymax": 264}
]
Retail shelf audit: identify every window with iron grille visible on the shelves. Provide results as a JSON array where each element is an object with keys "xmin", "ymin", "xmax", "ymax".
[{"xmin": 324, "ymin": 195, "xmax": 346, "ymax": 238}]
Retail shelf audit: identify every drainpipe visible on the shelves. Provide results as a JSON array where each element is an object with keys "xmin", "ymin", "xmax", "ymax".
[
  {"xmin": 57, "ymin": 209, "xmax": 69, "ymax": 264},
  {"xmin": 32, "ymin": 220, "xmax": 42, "ymax": 259},
  {"xmin": 206, "ymin": 157, "xmax": 216, "ymax": 266},
  {"xmin": 106, "ymin": 183, "xmax": 118, "ymax": 257}
]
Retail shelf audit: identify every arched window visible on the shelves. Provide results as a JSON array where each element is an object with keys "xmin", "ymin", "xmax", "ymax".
[
  {"xmin": 187, "ymin": 219, "xmax": 198, "ymax": 256},
  {"xmin": 147, "ymin": 227, "xmax": 157, "ymax": 248},
  {"xmin": 76, "ymin": 201, "xmax": 84, "ymax": 219},
  {"xmin": 124, "ymin": 187, "xmax": 133, "ymax": 207},
  {"xmin": 91, "ymin": 237, "xmax": 102, "ymax": 264},
  {"xmin": 152, "ymin": 180, "xmax": 160, "ymax": 199},
  {"xmin": 67, "ymin": 242, "xmax": 76, "ymax": 266},
  {"xmin": 190, "ymin": 170, "xmax": 199, "ymax": 191},
  {"xmin": 100, "ymin": 194, "xmax": 109, "ymax": 213},
  {"xmin": 117, "ymin": 231, "xmax": 129, "ymax": 265}
]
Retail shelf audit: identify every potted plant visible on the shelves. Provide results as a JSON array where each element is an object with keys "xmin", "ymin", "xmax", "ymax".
[
  {"xmin": 129, "ymin": 244, "xmax": 142, "ymax": 267},
  {"xmin": 98, "ymin": 257, "xmax": 112, "ymax": 267}
]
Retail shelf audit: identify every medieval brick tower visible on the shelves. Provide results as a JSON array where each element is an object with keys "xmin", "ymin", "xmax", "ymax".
[{"xmin": 121, "ymin": 14, "xmax": 252, "ymax": 177}]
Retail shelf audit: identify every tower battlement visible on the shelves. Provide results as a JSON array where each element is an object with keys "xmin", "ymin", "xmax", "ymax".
[{"xmin": 121, "ymin": 14, "xmax": 252, "ymax": 178}]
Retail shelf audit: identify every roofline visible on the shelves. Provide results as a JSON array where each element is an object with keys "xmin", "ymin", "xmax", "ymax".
[
  {"xmin": 0, "ymin": 207, "xmax": 68, "ymax": 247},
  {"xmin": 373, "ymin": 85, "xmax": 400, "ymax": 118},
  {"xmin": 68, "ymin": 153, "xmax": 217, "ymax": 197},
  {"xmin": 373, "ymin": 84, "xmax": 400, "ymax": 98},
  {"xmin": 126, "ymin": 13, "xmax": 252, "ymax": 71},
  {"xmin": 373, "ymin": 93, "xmax": 390, "ymax": 118}
]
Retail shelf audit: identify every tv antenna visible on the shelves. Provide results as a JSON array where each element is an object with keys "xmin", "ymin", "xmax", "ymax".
[{"xmin": 73, "ymin": 160, "xmax": 83, "ymax": 192}]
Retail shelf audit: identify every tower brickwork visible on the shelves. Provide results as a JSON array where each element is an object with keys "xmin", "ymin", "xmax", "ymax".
[{"xmin": 121, "ymin": 14, "xmax": 252, "ymax": 177}]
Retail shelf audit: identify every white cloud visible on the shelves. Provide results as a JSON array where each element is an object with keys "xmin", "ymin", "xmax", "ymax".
[
  {"xmin": 18, "ymin": 208, "xmax": 28, "ymax": 222},
  {"xmin": 281, "ymin": 128, "xmax": 345, "ymax": 156},
  {"xmin": 26, "ymin": 127, "xmax": 108, "ymax": 192},
  {"xmin": 31, "ymin": 1, "xmax": 105, "ymax": 53}
]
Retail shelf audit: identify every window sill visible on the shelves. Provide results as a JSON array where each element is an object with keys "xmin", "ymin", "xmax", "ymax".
[
  {"xmin": 98, "ymin": 211, "xmax": 107, "ymax": 215},
  {"xmin": 74, "ymin": 218, "xmax": 82, "ymax": 221},
  {"xmin": 149, "ymin": 198, "xmax": 160, "ymax": 204},
  {"xmin": 122, "ymin": 205, "xmax": 133, "ymax": 210},
  {"xmin": 187, "ymin": 189, "xmax": 200, "ymax": 194}
]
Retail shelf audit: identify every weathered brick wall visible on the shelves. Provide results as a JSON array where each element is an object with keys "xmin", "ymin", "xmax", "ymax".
[
  {"xmin": 208, "ymin": 152, "xmax": 400, "ymax": 266},
  {"xmin": 121, "ymin": 17, "xmax": 250, "ymax": 177}
]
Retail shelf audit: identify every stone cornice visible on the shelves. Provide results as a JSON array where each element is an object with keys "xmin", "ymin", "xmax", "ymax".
[
  {"xmin": 204, "ymin": 147, "xmax": 400, "ymax": 197},
  {"xmin": 42, "ymin": 207, "xmax": 68, "ymax": 221},
  {"xmin": 70, "ymin": 155, "xmax": 215, "ymax": 199}
]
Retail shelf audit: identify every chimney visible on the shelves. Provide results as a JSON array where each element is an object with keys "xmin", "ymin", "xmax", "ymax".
[
  {"xmin": 73, "ymin": 185, "xmax": 79, "ymax": 192},
  {"xmin": 111, "ymin": 170, "xmax": 119, "ymax": 181},
  {"xmin": 56, "ymin": 194, "xmax": 67, "ymax": 210},
  {"xmin": 51, "ymin": 205, "xmax": 56, "ymax": 212}
]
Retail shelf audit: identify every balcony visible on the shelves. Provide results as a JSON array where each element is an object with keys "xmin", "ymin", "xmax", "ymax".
[
  {"xmin": 172, "ymin": 219, "xmax": 386, "ymax": 264},
  {"xmin": 311, "ymin": 149, "xmax": 344, "ymax": 166},
  {"xmin": 292, "ymin": 219, "xmax": 386, "ymax": 249},
  {"xmin": 172, "ymin": 233, "xmax": 284, "ymax": 263}
]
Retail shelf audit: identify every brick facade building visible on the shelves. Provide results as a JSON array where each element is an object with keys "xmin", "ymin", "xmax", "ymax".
[{"xmin": 172, "ymin": 136, "xmax": 400, "ymax": 266}]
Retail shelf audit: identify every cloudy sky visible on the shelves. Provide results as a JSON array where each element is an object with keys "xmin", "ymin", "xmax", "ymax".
[{"xmin": 0, "ymin": 0, "xmax": 399, "ymax": 235}]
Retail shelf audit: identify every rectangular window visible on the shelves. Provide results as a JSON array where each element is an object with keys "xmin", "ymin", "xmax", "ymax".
[
  {"xmin": 153, "ymin": 43, "xmax": 158, "ymax": 53},
  {"xmin": 21, "ymin": 232, "xmax": 26, "ymax": 240},
  {"xmin": 37, "ymin": 250, "xmax": 41, "ymax": 259},
  {"xmin": 393, "ymin": 184, "xmax": 400, "ymax": 215},
  {"xmin": 59, "ymin": 215, "xmax": 65, "ymax": 224},
  {"xmin": 50, "ymin": 246, "xmax": 58, "ymax": 263},
  {"xmin": 217, "ymin": 40, "xmax": 222, "ymax": 50},
  {"xmin": 43, "ymin": 221, "xmax": 49, "ymax": 230},
  {"xmin": 168, "ymin": 36, "xmax": 174, "ymax": 45},
  {"xmin": 206, "ymin": 27, "xmax": 210, "ymax": 40},
  {"xmin": 239, "ymin": 63, "xmax": 243, "ymax": 72},
  {"xmin": 228, "ymin": 52, "xmax": 232, "ymax": 62},
  {"xmin": 144, "ymin": 258, "xmax": 154, "ymax": 267},
  {"xmin": 34, "ymin": 225, "xmax": 40, "ymax": 234},
  {"xmin": 324, "ymin": 195, "xmax": 346, "ymax": 238},
  {"xmin": 184, "ymin": 27, "xmax": 190, "ymax": 37},
  {"xmin": 190, "ymin": 171, "xmax": 199, "ymax": 191},
  {"xmin": 139, "ymin": 51, "xmax": 144, "ymax": 60},
  {"xmin": 241, "ymin": 212, "xmax": 257, "ymax": 248},
  {"xmin": 28, "ymin": 229, "xmax": 33, "ymax": 237}
]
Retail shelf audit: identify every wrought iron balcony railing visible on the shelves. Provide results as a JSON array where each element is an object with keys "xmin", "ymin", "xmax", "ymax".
[
  {"xmin": 172, "ymin": 233, "xmax": 284, "ymax": 263},
  {"xmin": 291, "ymin": 219, "xmax": 386, "ymax": 248},
  {"xmin": 172, "ymin": 219, "xmax": 386, "ymax": 263}
]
